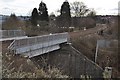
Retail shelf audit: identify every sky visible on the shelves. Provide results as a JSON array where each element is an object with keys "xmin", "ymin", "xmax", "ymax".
[{"xmin": 0, "ymin": 0, "xmax": 119, "ymax": 16}]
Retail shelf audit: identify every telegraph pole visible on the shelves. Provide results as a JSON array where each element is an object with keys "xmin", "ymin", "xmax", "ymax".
[{"xmin": 95, "ymin": 41, "xmax": 99, "ymax": 63}]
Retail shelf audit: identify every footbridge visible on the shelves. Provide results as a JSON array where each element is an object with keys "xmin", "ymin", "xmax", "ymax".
[{"xmin": 8, "ymin": 32, "xmax": 69, "ymax": 58}]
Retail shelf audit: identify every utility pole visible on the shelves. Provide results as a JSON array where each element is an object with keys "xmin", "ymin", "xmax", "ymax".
[{"xmin": 95, "ymin": 41, "xmax": 99, "ymax": 63}]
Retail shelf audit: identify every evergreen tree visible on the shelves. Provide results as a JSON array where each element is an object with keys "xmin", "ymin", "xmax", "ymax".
[
  {"xmin": 10, "ymin": 14, "xmax": 18, "ymax": 20},
  {"xmin": 60, "ymin": 0, "xmax": 71, "ymax": 28},
  {"xmin": 38, "ymin": 1, "xmax": 49, "ymax": 21},
  {"xmin": 31, "ymin": 8, "xmax": 39, "ymax": 26}
]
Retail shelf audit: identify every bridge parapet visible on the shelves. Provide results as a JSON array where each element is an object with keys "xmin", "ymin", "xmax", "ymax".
[{"xmin": 8, "ymin": 32, "xmax": 69, "ymax": 58}]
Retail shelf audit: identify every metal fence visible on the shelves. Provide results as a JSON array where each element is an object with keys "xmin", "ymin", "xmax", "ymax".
[{"xmin": 0, "ymin": 30, "xmax": 26, "ymax": 38}]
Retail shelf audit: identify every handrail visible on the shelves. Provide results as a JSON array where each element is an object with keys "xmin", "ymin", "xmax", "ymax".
[{"xmin": 0, "ymin": 30, "xmax": 26, "ymax": 38}]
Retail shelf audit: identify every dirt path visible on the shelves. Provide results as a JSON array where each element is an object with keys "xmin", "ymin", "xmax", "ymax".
[{"xmin": 69, "ymin": 24, "xmax": 107, "ymax": 39}]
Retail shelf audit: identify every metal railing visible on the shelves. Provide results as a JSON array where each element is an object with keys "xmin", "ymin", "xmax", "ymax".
[
  {"xmin": 8, "ymin": 32, "xmax": 69, "ymax": 56},
  {"xmin": 0, "ymin": 30, "xmax": 26, "ymax": 38}
]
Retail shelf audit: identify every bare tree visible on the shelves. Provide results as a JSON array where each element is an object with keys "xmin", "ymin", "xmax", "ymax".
[
  {"xmin": 87, "ymin": 9, "xmax": 96, "ymax": 16},
  {"xmin": 2, "ymin": 14, "xmax": 23, "ymax": 30},
  {"xmin": 71, "ymin": 1, "xmax": 90, "ymax": 17}
]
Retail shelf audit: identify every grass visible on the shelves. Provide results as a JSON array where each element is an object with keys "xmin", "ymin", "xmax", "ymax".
[
  {"xmin": 3, "ymin": 63, "xmax": 69, "ymax": 78},
  {"xmin": 2, "ymin": 55, "xmax": 69, "ymax": 78},
  {"xmin": 2, "ymin": 41, "xmax": 69, "ymax": 78},
  {"xmin": 69, "ymin": 23, "xmax": 119, "ymax": 77}
]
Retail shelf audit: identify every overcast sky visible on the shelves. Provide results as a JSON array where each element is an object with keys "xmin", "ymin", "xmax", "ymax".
[{"xmin": 0, "ymin": 0, "xmax": 119, "ymax": 16}]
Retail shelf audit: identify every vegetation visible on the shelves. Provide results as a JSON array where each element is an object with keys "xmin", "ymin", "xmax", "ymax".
[
  {"xmin": 3, "ymin": 64, "xmax": 69, "ymax": 78},
  {"xmin": 31, "ymin": 8, "xmax": 39, "ymax": 26},
  {"xmin": 2, "ymin": 14, "xmax": 25, "ymax": 30},
  {"xmin": 2, "ymin": 0, "xmax": 119, "ymax": 78},
  {"xmin": 2, "ymin": 42, "xmax": 69, "ymax": 78},
  {"xmin": 60, "ymin": 0, "xmax": 71, "ymax": 28},
  {"xmin": 70, "ymin": 1, "xmax": 96, "ymax": 17},
  {"xmin": 70, "ymin": 18, "xmax": 119, "ymax": 77},
  {"xmin": 30, "ymin": 1, "xmax": 49, "ymax": 33},
  {"xmin": 29, "ymin": 0, "xmax": 97, "ymax": 33},
  {"xmin": 38, "ymin": 1, "xmax": 49, "ymax": 21}
]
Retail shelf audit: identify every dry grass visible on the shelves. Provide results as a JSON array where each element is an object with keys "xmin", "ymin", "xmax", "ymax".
[
  {"xmin": 3, "ymin": 63, "xmax": 69, "ymax": 78},
  {"xmin": 69, "ymin": 26, "xmax": 104, "ymax": 61},
  {"xmin": 69, "ymin": 22, "xmax": 119, "ymax": 77},
  {"xmin": 2, "ymin": 41, "xmax": 69, "ymax": 78}
]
